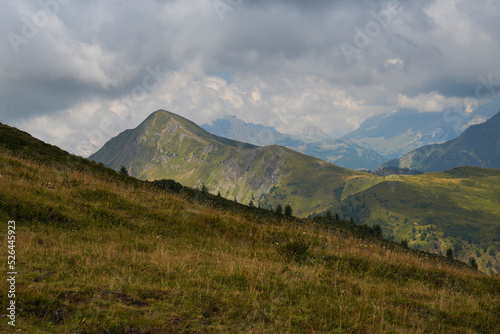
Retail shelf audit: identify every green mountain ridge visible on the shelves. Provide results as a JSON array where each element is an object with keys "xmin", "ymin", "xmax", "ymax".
[{"xmin": 91, "ymin": 110, "xmax": 383, "ymax": 217}]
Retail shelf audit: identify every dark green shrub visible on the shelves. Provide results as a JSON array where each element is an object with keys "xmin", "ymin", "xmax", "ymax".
[
  {"xmin": 151, "ymin": 179, "xmax": 183, "ymax": 193},
  {"xmin": 277, "ymin": 239, "xmax": 309, "ymax": 262}
]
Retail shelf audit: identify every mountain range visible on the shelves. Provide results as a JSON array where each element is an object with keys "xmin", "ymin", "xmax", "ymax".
[
  {"xmin": 90, "ymin": 110, "xmax": 383, "ymax": 217},
  {"xmin": 91, "ymin": 109, "xmax": 500, "ymax": 273},
  {"xmin": 342, "ymin": 103, "xmax": 500, "ymax": 159},
  {"xmin": 202, "ymin": 116, "xmax": 387, "ymax": 170},
  {"xmin": 383, "ymin": 110, "xmax": 500, "ymax": 172},
  {"xmin": 201, "ymin": 103, "xmax": 500, "ymax": 170},
  {"xmin": 1, "ymin": 120, "xmax": 498, "ymax": 332}
]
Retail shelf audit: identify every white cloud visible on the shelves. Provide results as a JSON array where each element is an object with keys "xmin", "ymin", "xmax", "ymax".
[
  {"xmin": 385, "ymin": 58, "xmax": 404, "ymax": 69},
  {"xmin": 396, "ymin": 92, "xmax": 477, "ymax": 112}
]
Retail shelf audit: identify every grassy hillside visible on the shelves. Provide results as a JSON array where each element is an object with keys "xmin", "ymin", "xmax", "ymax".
[
  {"xmin": 330, "ymin": 167, "xmax": 500, "ymax": 274},
  {"xmin": 1, "ymin": 123, "xmax": 499, "ymax": 333},
  {"xmin": 90, "ymin": 110, "xmax": 384, "ymax": 217}
]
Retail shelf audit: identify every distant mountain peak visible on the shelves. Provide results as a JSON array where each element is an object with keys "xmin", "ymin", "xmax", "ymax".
[
  {"xmin": 300, "ymin": 125, "xmax": 331, "ymax": 141},
  {"xmin": 90, "ymin": 109, "xmax": 374, "ymax": 216},
  {"xmin": 382, "ymin": 110, "xmax": 500, "ymax": 172},
  {"xmin": 202, "ymin": 115, "xmax": 388, "ymax": 170},
  {"xmin": 341, "ymin": 104, "xmax": 500, "ymax": 159}
]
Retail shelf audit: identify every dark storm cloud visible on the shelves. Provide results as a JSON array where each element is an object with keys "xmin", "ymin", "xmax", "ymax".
[{"xmin": 0, "ymin": 0, "xmax": 178, "ymax": 121}]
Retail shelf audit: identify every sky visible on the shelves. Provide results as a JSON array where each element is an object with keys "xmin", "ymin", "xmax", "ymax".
[{"xmin": 1, "ymin": 0, "xmax": 500, "ymax": 156}]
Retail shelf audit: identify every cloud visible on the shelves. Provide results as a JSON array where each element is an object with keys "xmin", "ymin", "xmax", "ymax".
[
  {"xmin": 1, "ymin": 0, "xmax": 500, "ymax": 155},
  {"xmin": 396, "ymin": 92, "xmax": 477, "ymax": 112}
]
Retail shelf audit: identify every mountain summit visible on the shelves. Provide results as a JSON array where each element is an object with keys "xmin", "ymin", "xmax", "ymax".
[
  {"xmin": 90, "ymin": 110, "xmax": 379, "ymax": 216},
  {"xmin": 299, "ymin": 125, "xmax": 331, "ymax": 142},
  {"xmin": 90, "ymin": 110, "xmax": 255, "ymax": 175}
]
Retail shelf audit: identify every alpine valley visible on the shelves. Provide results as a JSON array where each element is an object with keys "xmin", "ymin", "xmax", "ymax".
[{"xmin": 91, "ymin": 109, "xmax": 500, "ymax": 274}]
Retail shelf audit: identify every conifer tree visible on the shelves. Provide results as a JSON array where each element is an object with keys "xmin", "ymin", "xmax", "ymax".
[
  {"xmin": 469, "ymin": 257, "xmax": 478, "ymax": 270},
  {"xmin": 119, "ymin": 166, "xmax": 129, "ymax": 176},
  {"xmin": 446, "ymin": 248, "xmax": 454, "ymax": 260},
  {"xmin": 373, "ymin": 225, "xmax": 383, "ymax": 238}
]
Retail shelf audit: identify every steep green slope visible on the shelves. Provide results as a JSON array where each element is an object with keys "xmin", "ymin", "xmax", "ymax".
[
  {"xmin": 330, "ymin": 167, "xmax": 500, "ymax": 274},
  {"xmin": 90, "ymin": 110, "xmax": 384, "ymax": 217},
  {"xmin": 384, "ymin": 111, "xmax": 500, "ymax": 172},
  {"xmin": 1, "ymin": 122, "xmax": 499, "ymax": 333}
]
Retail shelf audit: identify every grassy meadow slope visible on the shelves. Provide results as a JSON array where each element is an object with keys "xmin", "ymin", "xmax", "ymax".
[
  {"xmin": 331, "ymin": 167, "xmax": 500, "ymax": 274},
  {"xmin": 1, "ymin": 123, "xmax": 499, "ymax": 333},
  {"xmin": 90, "ymin": 110, "xmax": 384, "ymax": 217}
]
